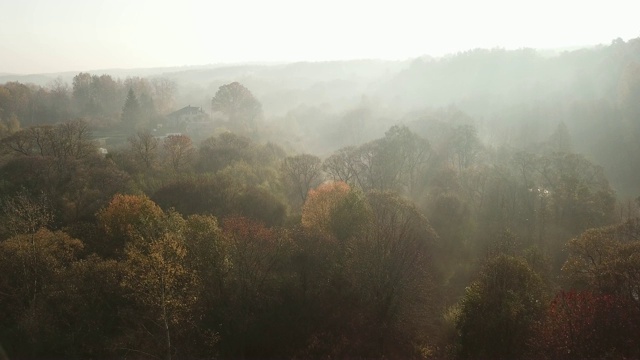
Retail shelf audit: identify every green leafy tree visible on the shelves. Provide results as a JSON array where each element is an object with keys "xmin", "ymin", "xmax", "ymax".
[
  {"xmin": 0, "ymin": 114, "xmax": 20, "ymax": 138},
  {"xmin": 35, "ymin": 255, "xmax": 127, "ymax": 358},
  {"xmin": 121, "ymin": 88, "xmax": 142, "ymax": 130},
  {"xmin": 375, "ymin": 125, "xmax": 432, "ymax": 195},
  {"xmin": 563, "ymin": 218, "xmax": 640, "ymax": 301},
  {"xmin": 152, "ymin": 178, "xmax": 226, "ymax": 217},
  {"xmin": 211, "ymin": 82, "xmax": 262, "ymax": 134},
  {"xmin": 233, "ymin": 186, "xmax": 287, "ymax": 227},
  {"xmin": 0, "ymin": 122, "xmax": 128, "ymax": 228},
  {"xmin": 301, "ymin": 191, "xmax": 440, "ymax": 358},
  {"xmin": 455, "ymin": 254, "xmax": 547, "ymax": 359},
  {"xmin": 0, "ymin": 229, "xmax": 83, "ymax": 357},
  {"xmin": 538, "ymin": 152, "xmax": 616, "ymax": 234},
  {"xmin": 0, "ymin": 82, "xmax": 34, "ymax": 125},
  {"xmin": 358, "ymin": 191, "xmax": 440, "ymax": 356},
  {"xmin": 197, "ymin": 132, "xmax": 255, "ymax": 173}
]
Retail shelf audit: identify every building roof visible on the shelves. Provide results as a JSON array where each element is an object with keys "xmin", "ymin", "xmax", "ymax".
[{"xmin": 167, "ymin": 105, "xmax": 204, "ymax": 118}]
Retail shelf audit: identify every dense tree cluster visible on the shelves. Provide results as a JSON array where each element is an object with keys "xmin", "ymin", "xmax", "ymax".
[
  {"xmin": 3, "ymin": 38, "xmax": 640, "ymax": 358},
  {"xmin": 0, "ymin": 74, "xmax": 175, "ymax": 136}
]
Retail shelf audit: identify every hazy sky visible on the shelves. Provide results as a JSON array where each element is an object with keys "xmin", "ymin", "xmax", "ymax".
[{"xmin": 1, "ymin": 0, "xmax": 638, "ymax": 74}]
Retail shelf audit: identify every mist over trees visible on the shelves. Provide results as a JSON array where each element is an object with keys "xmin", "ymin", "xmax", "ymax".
[{"xmin": 1, "ymin": 37, "xmax": 640, "ymax": 359}]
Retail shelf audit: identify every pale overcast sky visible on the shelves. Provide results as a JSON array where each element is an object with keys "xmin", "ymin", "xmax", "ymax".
[{"xmin": 0, "ymin": 0, "xmax": 638, "ymax": 74}]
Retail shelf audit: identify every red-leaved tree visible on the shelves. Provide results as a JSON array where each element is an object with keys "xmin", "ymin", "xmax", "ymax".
[{"xmin": 533, "ymin": 290, "xmax": 640, "ymax": 359}]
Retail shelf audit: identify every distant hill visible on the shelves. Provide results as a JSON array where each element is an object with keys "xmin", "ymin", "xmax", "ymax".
[
  {"xmin": 3, "ymin": 39, "xmax": 637, "ymax": 117},
  {"xmin": 0, "ymin": 73, "xmax": 69, "ymax": 85},
  {"xmin": 3, "ymin": 39, "xmax": 639, "ymax": 120}
]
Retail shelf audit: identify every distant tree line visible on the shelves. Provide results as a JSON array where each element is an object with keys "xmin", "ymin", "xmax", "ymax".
[{"xmin": 0, "ymin": 74, "xmax": 176, "ymax": 134}]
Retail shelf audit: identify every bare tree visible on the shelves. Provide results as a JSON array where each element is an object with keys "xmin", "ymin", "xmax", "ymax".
[
  {"xmin": 1, "ymin": 120, "xmax": 94, "ymax": 161},
  {"xmin": 163, "ymin": 134, "xmax": 194, "ymax": 173},
  {"xmin": 129, "ymin": 130, "xmax": 159, "ymax": 170},
  {"xmin": 281, "ymin": 154, "xmax": 323, "ymax": 205},
  {"xmin": 1, "ymin": 189, "xmax": 53, "ymax": 237}
]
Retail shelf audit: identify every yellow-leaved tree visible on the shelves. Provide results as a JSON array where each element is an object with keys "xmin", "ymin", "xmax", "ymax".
[{"xmin": 99, "ymin": 194, "xmax": 200, "ymax": 359}]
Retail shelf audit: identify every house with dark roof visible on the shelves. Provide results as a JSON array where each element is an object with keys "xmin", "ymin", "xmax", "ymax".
[{"xmin": 166, "ymin": 105, "xmax": 209, "ymax": 129}]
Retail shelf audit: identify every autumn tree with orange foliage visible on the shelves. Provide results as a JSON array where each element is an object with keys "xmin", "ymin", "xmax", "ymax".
[
  {"xmin": 302, "ymin": 182, "xmax": 361, "ymax": 238},
  {"xmin": 306, "ymin": 181, "xmax": 370, "ymax": 244},
  {"xmin": 97, "ymin": 194, "xmax": 165, "ymax": 256},
  {"xmin": 99, "ymin": 194, "xmax": 211, "ymax": 359}
]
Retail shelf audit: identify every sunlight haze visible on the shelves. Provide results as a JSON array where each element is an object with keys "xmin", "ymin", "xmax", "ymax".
[
  {"xmin": 1, "ymin": 0, "xmax": 638, "ymax": 74},
  {"xmin": 4, "ymin": 1, "xmax": 640, "ymax": 358}
]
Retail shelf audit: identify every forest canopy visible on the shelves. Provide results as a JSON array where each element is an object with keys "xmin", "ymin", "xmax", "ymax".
[{"xmin": 1, "ymin": 37, "xmax": 640, "ymax": 359}]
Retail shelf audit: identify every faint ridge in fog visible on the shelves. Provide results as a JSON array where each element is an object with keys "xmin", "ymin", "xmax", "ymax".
[{"xmin": 0, "ymin": 42, "xmax": 612, "ymax": 86}]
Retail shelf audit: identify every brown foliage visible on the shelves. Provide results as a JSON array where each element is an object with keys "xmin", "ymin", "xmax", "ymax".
[
  {"xmin": 533, "ymin": 290, "xmax": 640, "ymax": 359},
  {"xmin": 97, "ymin": 194, "xmax": 165, "ymax": 250}
]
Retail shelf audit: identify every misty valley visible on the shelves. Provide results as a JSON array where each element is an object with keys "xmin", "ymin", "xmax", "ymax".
[{"xmin": 2, "ymin": 39, "xmax": 640, "ymax": 359}]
